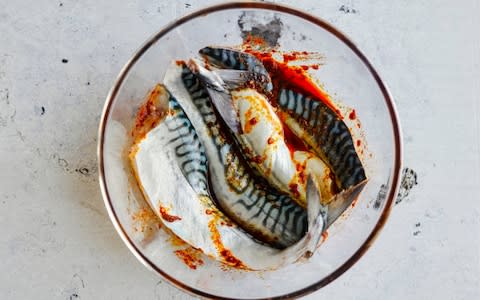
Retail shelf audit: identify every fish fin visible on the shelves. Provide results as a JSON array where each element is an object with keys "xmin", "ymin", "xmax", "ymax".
[
  {"xmin": 286, "ymin": 176, "xmax": 327, "ymax": 260},
  {"xmin": 214, "ymin": 69, "xmax": 254, "ymax": 89},
  {"xmin": 187, "ymin": 59, "xmax": 228, "ymax": 92},
  {"xmin": 186, "ymin": 59, "xmax": 241, "ymax": 134},
  {"xmin": 199, "ymin": 46, "xmax": 273, "ymax": 92},
  {"xmin": 216, "ymin": 69, "xmax": 273, "ymax": 93},
  {"xmin": 206, "ymin": 88, "xmax": 241, "ymax": 134},
  {"xmin": 326, "ymin": 180, "xmax": 367, "ymax": 228},
  {"xmin": 306, "ymin": 176, "xmax": 328, "ymax": 234}
]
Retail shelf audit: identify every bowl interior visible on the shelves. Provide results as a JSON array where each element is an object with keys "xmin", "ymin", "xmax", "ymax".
[{"xmin": 99, "ymin": 3, "xmax": 401, "ymax": 299}]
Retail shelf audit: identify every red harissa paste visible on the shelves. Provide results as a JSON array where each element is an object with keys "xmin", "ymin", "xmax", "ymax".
[{"xmin": 243, "ymin": 49, "xmax": 343, "ymax": 153}]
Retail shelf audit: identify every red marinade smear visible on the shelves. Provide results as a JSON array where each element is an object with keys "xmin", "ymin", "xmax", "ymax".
[
  {"xmin": 174, "ymin": 248, "xmax": 204, "ymax": 270},
  {"xmin": 283, "ymin": 52, "xmax": 298, "ymax": 63},
  {"xmin": 288, "ymin": 183, "xmax": 300, "ymax": 199},
  {"xmin": 159, "ymin": 206, "xmax": 182, "ymax": 223},
  {"xmin": 282, "ymin": 123, "xmax": 308, "ymax": 154},
  {"xmin": 321, "ymin": 231, "xmax": 329, "ymax": 242},
  {"xmin": 349, "ymin": 109, "xmax": 357, "ymax": 120},
  {"xmin": 249, "ymin": 51, "xmax": 342, "ymax": 117}
]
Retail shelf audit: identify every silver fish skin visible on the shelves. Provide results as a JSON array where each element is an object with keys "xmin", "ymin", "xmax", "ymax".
[
  {"xmin": 130, "ymin": 84, "xmax": 225, "ymax": 254},
  {"xmin": 181, "ymin": 65, "xmax": 308, "ymax": 249},
  {"xmin": 199, "ymin": 46, "xmax": 273, "ymax": 92},
  {"xmin": 131, "ymin": 82, "xmax": 326, "ymax": 270},
  {"xmin": 278, "ymin": 88, "xmax": 367, "ymax": 189},
  {"xmin": 187, "ymin": 59, "xmax": 338, "ymax": 207},
  {"xmin": 154, "ymin": 64, "xmax": 330, "ymax": 270},
  {"xmin": 131, "ymin": 85, "xmax": 209, "ymax": 196},
  {"xmin": 189, "ymin": 55, "xmax": 365, "ymax": 226},
  {"xmin": 160, "ymin": 88, "xmax": 210, "ymax": 196},
  {"xmin": 186, "ymin": 59, "xmax": 241, "ymax": 134}
]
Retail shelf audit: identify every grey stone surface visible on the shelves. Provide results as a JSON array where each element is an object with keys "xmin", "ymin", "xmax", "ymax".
[{"xmin": 0, "ymin": 0, "xmax": 478, "ymax": 299}]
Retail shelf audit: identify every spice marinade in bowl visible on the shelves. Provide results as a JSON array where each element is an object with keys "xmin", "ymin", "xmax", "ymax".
[{"xmin": 98, "ymin": 2, "xmax": 402, "ymax": 299}]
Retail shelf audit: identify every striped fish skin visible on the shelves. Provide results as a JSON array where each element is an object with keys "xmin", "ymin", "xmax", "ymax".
[
  {"xmin": 131, "ymin": 84, "xmax": 235, "ymax": 258},
  {"xmin": 133, "ymin": 78, "xmax": 328, "ymax": 270},
  {"xmin": 187, "ymin": 59, "xmax": 337, "ymax": 207},
  {"xmin": 199, "ymin": 46, "xmax": 273, "ymax": 92},
  {"xmin": 158, "ymin": 87, "xmax": 244, "ymax": 222},
  {"xmin": 278, "ymin": 89, "xmax": 367, "ymax": 189},
  {"xmin": 181, "ymin": 66, "xmax": 307, "ymax": 249},
  {"xmin": 161, "ymin": 89, "xmax": 210, "ymax": 197}
]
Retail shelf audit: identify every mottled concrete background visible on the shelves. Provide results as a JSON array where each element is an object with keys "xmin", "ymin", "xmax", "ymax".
[{"xmin": 0, "ymin": 0, "xmax": 478, "ymax": 299}]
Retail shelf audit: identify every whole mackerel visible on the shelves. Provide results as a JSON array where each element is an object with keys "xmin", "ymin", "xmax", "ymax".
[
  {"xmin": 131, "ymin": 83, "xmax": 328, "ymax": 270},
  {"xmin": 180, "ymin": 65, "xmax": 308, "ymax": 249},
  {"xmin": 199, "ymin": 46, "xmax": 367, "ymax": 190},
  {"xmin": 198, "ymin": 46, "xmax": 368, "ymax": 227}
]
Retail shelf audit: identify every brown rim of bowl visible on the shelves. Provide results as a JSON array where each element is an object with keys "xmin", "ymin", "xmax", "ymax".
[{"xmin": 97, "ymin": 2, "xmax": 403, "ymax": 299}]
